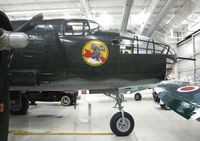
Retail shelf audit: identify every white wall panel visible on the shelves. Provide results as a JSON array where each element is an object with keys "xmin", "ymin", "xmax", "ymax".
[
  {"xmin": 177, "ymin": 31, "xmax": 200, "ymax": 84},
  {"xmin": 195, "ymin": 69, "xmax": 200, "ymax": 85},
  {"xmin": 196, "ymin": 54, "xmax": 200, "ymax": 67},
  {"xmin": 177, "ymin": 39, "xmax": 193, "ymax": 57},
  {"xmin": 194, "ymin": 32, "xmax": 200, "ymax": 53},
  {"xmin": 178, "ymin": 61, "xmax": 194, "ymax": 70}
]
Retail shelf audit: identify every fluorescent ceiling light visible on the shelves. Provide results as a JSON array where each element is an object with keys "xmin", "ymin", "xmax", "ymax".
[
  {"xmin": 63, "ymin": 14, "xmax": 73, "ymax": 19},
  {"xmin": 5, "ymin": 9, "xmax": 80, "ymax": 15},
  {"xmin": 181, "ymin": 19, "xmax": 188, "ymax": 25}
]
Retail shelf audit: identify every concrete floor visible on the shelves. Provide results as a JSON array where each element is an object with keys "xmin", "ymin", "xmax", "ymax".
[{"xmin": 8, "ymin": 93, "xmax": 200, "ymax": 141}]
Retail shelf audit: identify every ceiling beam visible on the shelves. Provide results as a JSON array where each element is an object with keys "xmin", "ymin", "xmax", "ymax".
[
  {"xmin": 191, "ymin": 0, "xmax": 200, "ymax": 5},
  {"xmin": 167, "ymin": 1, "xmax": 190, "ymax": 27},
  {"xmin": 120, "ymin": 0, "xmax": 134, "ymax": 32},
  {"xmin": 166, "ymin": 0, "xmax": 199, "ymax": 29},
  {"xmin": 145, "ymin": 0, "xmax": 175, "ymax": 37},
  {"xmin": 80, "ymin": 0, "xmax": 92, "ymax": 19},
  {"xmin": 140, "ymin": 0, "xmax": 160, "ymax": 35}
]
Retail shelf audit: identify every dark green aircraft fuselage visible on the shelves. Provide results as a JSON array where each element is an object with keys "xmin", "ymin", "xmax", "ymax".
[{"xmin": 10, "ymin": 19, "xmax": 176, "ymax": 90}]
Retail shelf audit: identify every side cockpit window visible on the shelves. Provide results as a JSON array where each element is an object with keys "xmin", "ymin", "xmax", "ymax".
[
  {"xmin": 65, "ymin": 25, "xmax": 74, "ymax": 35},
  {"xmin": 88, "ymin": 21, "xmax": 101, "ymax": 34},
  {"xmin": 64, "ymin": 21, "xmax": 90, "ymax": 36},
  {"xmin": 64, "ymin": 22, "xmax": 83, "ymax": 36}
]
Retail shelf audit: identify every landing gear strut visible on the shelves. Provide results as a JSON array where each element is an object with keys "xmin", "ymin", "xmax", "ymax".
[
  {"xmin": 159, "ymin": 100, "xmax": 170, "ymax": 110},
  {"xmin": 105, "ymin": 90, "xmax": 134, "ymax": 136}
]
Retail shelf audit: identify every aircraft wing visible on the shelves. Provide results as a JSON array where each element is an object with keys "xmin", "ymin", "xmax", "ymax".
[
  {"xmin": 119, "ymin": 84, "xmax": 154, "ymax": 94},
  {"xmin": 154, "ymin": 83, "xmax": 200, "ymax": 121}
]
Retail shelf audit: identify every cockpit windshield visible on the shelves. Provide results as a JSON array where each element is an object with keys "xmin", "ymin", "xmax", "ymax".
[
  {"xmin": 88, "ymin": 20, "xmax": 103, "ymax": 33},
  {"xmin": 119, "ymin": 32, "xmax": 177, "ymax": 76},
  {"xmin": 64, "ymin": 20, "xmax": 102, "ymax": 36},
  {"xmin": 119, "ymin": 32, "xmax": 176, "ymax": 57}
]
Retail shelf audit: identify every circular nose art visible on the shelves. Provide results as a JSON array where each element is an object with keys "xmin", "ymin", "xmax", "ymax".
[{"xmin": 82, "ymin": 40, "xmax": 109, "ymax": 67}]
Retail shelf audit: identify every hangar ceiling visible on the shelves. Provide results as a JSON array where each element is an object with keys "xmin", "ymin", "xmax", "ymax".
[{"xmin": 0, "ymin": 0, "xmax": 200, "ymax": 43}]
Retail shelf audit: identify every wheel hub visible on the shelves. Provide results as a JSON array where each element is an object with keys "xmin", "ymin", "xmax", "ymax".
[
  {"xmin": 63, "ymin": 98, "xmax": 69, "ymax": 103},
  {"xmin": 116, "ymin": 117, "xmax": 130, "ymax": 132},
  {"xmin": 135, "ymin": 95, "xmax": 139, "ymax": 99},
  {"xmin": 10, "ymin": 100, "xmax": 22, "ymax": 111},
  {"xmin": 61, "ymin": 96, "xmax": 71, "ymax": 106}
]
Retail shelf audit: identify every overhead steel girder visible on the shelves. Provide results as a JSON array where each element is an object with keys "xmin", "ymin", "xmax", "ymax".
[
  {"xmin": 80, "ymin": 0, "xmax": 92, "ymax": 19},
  {"xmin": 168, "ymin": 1, "xmax": 198, "ymax": 29},
  {"xmin": 140, "ymin": 0, "xmax": 160, "ymax": 35},
  {"xmin": 120, "ymin": 0, "xmax": 134, "ymax": 32},
  {"xmin": 145, "ymin": 0, "xmax": 175, "ymax": 37}
]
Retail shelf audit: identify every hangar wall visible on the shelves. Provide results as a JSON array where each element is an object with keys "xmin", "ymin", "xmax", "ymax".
[{"xmin": 176, "ymin": 31, "xmax": 200, "ymax": 85}]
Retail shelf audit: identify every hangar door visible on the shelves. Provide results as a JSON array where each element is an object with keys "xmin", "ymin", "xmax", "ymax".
[{"xmin": 177, "ymin": 31, "xmax": 200, "ymax": 85}]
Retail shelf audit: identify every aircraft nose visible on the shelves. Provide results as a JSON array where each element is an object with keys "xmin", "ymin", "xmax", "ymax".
[{"xmin": 119, "ymin": 34, "xmax": 177, "ymax": 77}]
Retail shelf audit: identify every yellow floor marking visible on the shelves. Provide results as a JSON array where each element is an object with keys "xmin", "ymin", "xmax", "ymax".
[{"xmin": 9, "ymin": 129, "xmax": 113, "ymax": 136}]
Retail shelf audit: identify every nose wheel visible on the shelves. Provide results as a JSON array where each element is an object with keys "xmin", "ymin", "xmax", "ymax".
[
  {"xmin": 110, "ymin": 112, "xmax": 134, "ymax": 136},
  {"xmin": 105, "ymin": 90, "xmax": 134, "ymax": 136}
]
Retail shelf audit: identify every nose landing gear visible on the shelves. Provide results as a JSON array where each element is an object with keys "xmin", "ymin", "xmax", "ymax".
[{"xmin": 105, "ymin": 90, "xmax": 134, "ymax": 136}]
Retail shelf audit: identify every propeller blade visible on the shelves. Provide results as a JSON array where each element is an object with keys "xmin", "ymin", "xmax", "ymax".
[{"xmin": 15, "ymin": 13, "xmax": 43, "ymax": 32}]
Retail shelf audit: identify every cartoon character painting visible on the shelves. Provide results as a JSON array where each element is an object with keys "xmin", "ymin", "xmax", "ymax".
[{"xmin": 82, "ymin": 40, "xmax": 109, "ymax": 67}]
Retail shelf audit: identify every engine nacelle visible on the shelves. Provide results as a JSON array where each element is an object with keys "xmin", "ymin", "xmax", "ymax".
[{"xmin": 0, "ymin": 28, "xmax": 28, "ymax": 51}]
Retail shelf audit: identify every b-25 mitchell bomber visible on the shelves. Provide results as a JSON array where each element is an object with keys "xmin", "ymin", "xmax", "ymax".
[{"xmin": 8, "ymin": 18, "xmax": 177, "ymax": 136}]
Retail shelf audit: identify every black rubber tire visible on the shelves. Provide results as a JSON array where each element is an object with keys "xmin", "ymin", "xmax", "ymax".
[
  {"xmin": 160, "ymin": 104, "xmax": 170, "ymax": 110},
  {"xmin": 10, "ymin": 94, "xmax": 29, "ymax": 115},
  {"xmin": 61, "ymin": 95, "xmax": 72, "ymax": 106},
  {"xmin": 152, "ymin": 92, "xmax": 160, "ymax": 102},
  {"xmin": 30, "ymin": 100, "xmax": 37, "ymax": 105},
  {"xmin": 134, "ymin": 93, "xmax": 142, "ymax": 101},
  {"xmin": 110, "ymin": 112, "xmax": 134, "ymax": 136}
]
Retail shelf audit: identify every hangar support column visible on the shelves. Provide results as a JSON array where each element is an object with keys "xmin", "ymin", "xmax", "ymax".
[
  {"xmin": 120, "ymin": 0, "xmax": 134, "ymax": 32},
  {"xmin": 145, "ymin": 0, "xmax": 175, "ymax": 37}
]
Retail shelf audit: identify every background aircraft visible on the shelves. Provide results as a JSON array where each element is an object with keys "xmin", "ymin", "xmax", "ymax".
[
  {"xmin": 119, "ymin": 84, "xmax": 155, "ymax": 101},
  {"xmin": 155, "ymin": 83, "xmax": 200, "ymax": 121}
]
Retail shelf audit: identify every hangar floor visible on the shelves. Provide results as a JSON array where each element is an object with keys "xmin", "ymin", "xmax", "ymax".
[{"xmin": 8, "ymin": 92, "xmax": 200, "ymax": 141}]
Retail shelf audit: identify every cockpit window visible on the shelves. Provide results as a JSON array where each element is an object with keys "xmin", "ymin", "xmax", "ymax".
[
  {"xmin": 88, "ymin": 20, "xmax": 102, "ymax": 33},
  {"xmin": 64, "ymin": 21, "xmax": 90, "ymax": 36},
  {"xmin": 64, "ymin": 22, "xmax": 83, "ymax": 35},
  {"xmin": 64, "ymin": 20, "xmax": 102, "ymax": 36}
]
